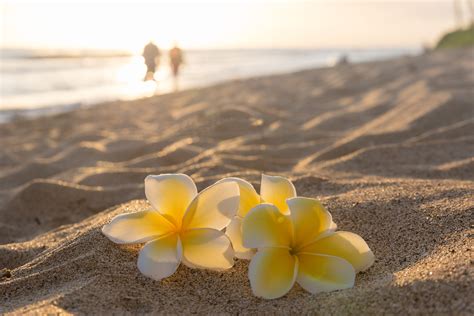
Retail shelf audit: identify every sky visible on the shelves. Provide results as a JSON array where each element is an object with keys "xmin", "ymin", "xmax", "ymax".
[{"xmin": 0, "ymin": 0, "xmax": 469, "ymax": 51}]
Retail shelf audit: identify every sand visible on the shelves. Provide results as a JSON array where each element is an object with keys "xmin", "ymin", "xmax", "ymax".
[{"xmin": 1, "ymin": 48, "xmax": 473, "ymax": 314}]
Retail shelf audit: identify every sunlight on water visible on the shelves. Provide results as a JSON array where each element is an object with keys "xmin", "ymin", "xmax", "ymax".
[
  {"xmin": 0, "ymin": 55, "xmax": 167, "ymax": 111},
  {"xmin": 115, "ymin": 56, "xmax": 144, "ymax": 84},
  {"xmin": 115, "ymin": 56, "xmax": 158, "ymax": 99},
  {"xmin": 0, "ymin": 48, "xmax": 420, "ymax": 122}
]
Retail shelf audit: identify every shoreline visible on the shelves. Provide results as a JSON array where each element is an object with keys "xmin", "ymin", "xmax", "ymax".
[{"xmin": 0, "ymin": 48, "xmax": 420, "ymax": 124}]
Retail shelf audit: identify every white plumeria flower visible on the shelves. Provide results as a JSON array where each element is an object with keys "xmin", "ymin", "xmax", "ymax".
[
  {"xmin": 218, "ymin": 174, "xmax": 336, "ymax": 259},
  {"xmin": 242, "ymin": 198, "xmax": 375, "ymax": 299},
  {"xmin": 102, "ymin": 174, "xmax": 240, "ymax": 280}
]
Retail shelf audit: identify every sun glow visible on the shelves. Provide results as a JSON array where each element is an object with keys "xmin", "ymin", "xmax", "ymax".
[
  {"xmin": 1, "ymin": 2, "xmax": 249, "ymax": 52},
  {"xmin": 1, "ymin": 1, "xmax": 455, "ymax": 50}
]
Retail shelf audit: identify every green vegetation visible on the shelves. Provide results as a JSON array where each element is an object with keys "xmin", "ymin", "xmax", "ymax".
[{"xmin": 436, "ymin": 25, "xmax": 474, "ymax": 49}]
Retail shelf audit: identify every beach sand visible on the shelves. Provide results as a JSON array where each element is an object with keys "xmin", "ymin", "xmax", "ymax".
[{"xmin": 1, "ymin": 48, "xmax": 473, "ymax": 314}]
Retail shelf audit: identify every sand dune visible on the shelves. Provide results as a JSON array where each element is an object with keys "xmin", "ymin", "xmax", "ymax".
[{"xmin": 1, "ymin": 48, "xmax": 473, "ymax": 314}]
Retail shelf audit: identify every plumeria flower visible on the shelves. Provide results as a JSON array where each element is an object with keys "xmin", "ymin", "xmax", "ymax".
[
  {"xmin": 242, "ymin": 198, "xmax": 374, "ymax": 299},
  {"xmin": 102, "ymin": 174, "xmax": 240, "ymax": 280},
  {"xmin": 218, "ymin": 174, "xmax": 336, "ymax": 259}
]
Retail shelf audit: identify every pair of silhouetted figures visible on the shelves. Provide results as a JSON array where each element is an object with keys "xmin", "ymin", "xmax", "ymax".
[{"xmin": 143, "ymin": 41, "xmax": 183, "ymax": 90}]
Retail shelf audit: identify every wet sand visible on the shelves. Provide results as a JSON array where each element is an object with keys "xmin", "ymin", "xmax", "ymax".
[{"xmin": 0, "ymin": 48, "xmax": 473, "ymax": 314}]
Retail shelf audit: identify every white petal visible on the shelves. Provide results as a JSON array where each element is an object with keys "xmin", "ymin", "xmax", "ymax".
[
  {"xmin": 225, "ymin": 216, "xmax": 255, "ymax": 260},
  {"xmin": 296, "ymin": 253, "xmax": 355, "ymax": 293},
  {"xmin": 145, "ymin": 174, "xmax": 197, "ymax": 226},
  {"xmin": 102, "ymin": 210, "xmax": 174, "ymax": 244},
  {"xmin": 216, "ymin": 177, "xmax": 260, "ymax": 217},
  {"xmin": 137, "ymin": 233, "xmax": 182, "ymax": 280},
  {"xmin": 260, "ymin": 174, "xmax": 296, "ymax": 214},
  {"xmin": 248, "ymin": 248, "xmax": 298, "ymax": 299},
  {"xmin": 242, "ymin": 203, "xmax": 292, "ymax": 249},
  {"xmin": 287, "ymin": 197, "xmax": 333, "ymax": 247},
  {"xmin": 181, "ymin": 228, "xmax": 234, "ymax": 270},
  {"xmin": 182, "ymin": 181, "xmax": 240, "ymax": 231},
  {"xmin": 300, "ymin": 231, "xmax": 375, "ymax": 272}
]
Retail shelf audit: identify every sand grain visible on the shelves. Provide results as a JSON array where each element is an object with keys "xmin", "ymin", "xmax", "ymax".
[{"xmin": 1, "ymin": 48, "xmax": 473, "ymax": 314}]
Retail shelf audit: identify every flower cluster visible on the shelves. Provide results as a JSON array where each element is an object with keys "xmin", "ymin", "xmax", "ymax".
[{"xmin": 102, "ymin": 174, "xmax": 374, "ymax": 299}]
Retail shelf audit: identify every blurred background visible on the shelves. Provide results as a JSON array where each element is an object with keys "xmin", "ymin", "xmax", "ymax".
[{"xmin": 0, "ymin": 0, "xmax": 473, "ymax": 122}]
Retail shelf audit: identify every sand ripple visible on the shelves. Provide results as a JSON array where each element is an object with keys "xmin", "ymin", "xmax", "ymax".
[{"xmin": 0, "ymin": 48, "xmax": 473, "ymax": 314}]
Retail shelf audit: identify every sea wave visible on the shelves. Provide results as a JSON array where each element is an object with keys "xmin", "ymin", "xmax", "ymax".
[{"xmin": 0, "ymin": 48, "xmax": 420, "ymax": 123}]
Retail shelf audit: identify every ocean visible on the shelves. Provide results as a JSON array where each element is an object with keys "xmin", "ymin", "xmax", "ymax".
[{"xmin": 0, "ymin": 48, "xmax": 419, "ymax": 122}]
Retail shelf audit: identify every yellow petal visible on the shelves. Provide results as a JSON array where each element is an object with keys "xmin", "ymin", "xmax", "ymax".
[
  {"xmin": 287, "ymin": 197, "xmax": 333, "ymax": 248},
  {"xmin": 137, "ymin": 233, "xmax": 182, "ymax": 280},
  {"xmin": 102, "ymin": 210, "xmax": 174, "ymax": 244},
  {"xmin": 248, "ymin": 248, "xmax": 298, "ymax": 299},
  {"xmin": 242, "ymin": 203, "xmax": 292, "ymax": 249},
  {"xmin": 225, "ymin": 216, "xmax": 255, "ymax": 260},
  {"xmin": 297, "ymin": 253, "xmax": 355, "ymax": 293},
  {"xmin": 144, "ymin": 174, "xmax": 197, "ymax": 226},
  {"xmin": 300, "ymin": 231, "xmax": 375, "ymax": 272},
  {"xmin": 260, "ymin": 174, "xmax": 296, "ymax": 214},
  {"xmin": 216, "ymin": 177, "xmax": 260, "ymax": 217},
  {"xmin": 181, "ymin": 228, "xmax": 234, "ymax": 270},
  {"xmin": 182, "ymin": 181, "xmax": 240, "ymax": 231}
]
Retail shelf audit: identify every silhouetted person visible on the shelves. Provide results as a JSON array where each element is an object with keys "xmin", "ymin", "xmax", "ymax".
[
  {"xmin": 142, "ymin": 41, "xmax": 160, "ymax": 81},
  {"xmin": 169, "ymin": 44, "xmax": 184, "ymax": 90}
]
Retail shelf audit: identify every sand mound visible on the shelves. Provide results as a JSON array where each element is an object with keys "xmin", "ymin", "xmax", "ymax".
[
  {"xmin": 0, "ymin": 180, "xmax": 142, "ymax": 243},
  {"xmin": 320, "ymin": 138, "xmax": 474, "ymax": 180},
  {"xmin": 0, "ymin": 48, "xmax": 473, "ymax": 314},
  {"xmin": 1, "ymin": 179, "xmax": 472, "ymax": 314}
]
